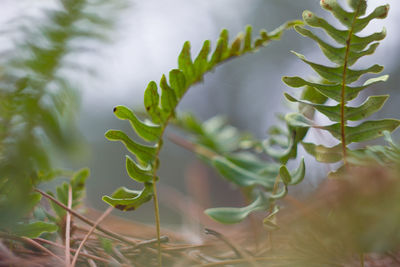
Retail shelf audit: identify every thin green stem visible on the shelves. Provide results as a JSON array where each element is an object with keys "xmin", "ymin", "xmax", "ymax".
[
  {"xmin": 152, "ymin": 175, "xmax": 162, "ymax": 266},
  {"xmin": 341, "ymin": 0, "xmax": 363, "ymax": 164},
  {"xmin": 360, "ymin": 253, "xmax": 365, "ymax": 267}
]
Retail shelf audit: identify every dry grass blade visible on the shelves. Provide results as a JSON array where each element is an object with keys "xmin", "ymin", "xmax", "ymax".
[
  {"xmin": 71, "ymin": 206, "xmax": 114, "ymax": 267},
  {"xmin": 0, "ymin": 233, "xmax": 64, "ymax": 264},
  {"xmin": 34, "ymin": 238, "xmax": 111, "ymax": 264},
  {"xmin": 204, "ymin": 228, "xmax": 260, "ymax": 267},
  {"xmin": 34, "ymin": 188, "xmax": 137, "ymax": 246},
  {"xmin": 65, "ymin": 185, "xmax": 72, "ymax": 267}
]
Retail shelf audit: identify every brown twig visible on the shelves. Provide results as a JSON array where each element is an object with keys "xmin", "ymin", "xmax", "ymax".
[
  {"xmin": 65, "ymin": 185, "xmax": 72, "ymax": 267},
  {"xmin": 168, "ymin": 133, "xmax": 217, "ymax": 159},
  {"xmin": 71, "ymin": 206, "xmax": 114, "ymax": 267},
  {"xmin": 34, "ymin": 188, "xmax": 137, "ymax": 247}
]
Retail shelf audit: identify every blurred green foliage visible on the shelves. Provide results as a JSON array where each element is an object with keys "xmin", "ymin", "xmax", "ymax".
[{"xmin": 0, "ymin": 0, "xmax": 124, "ymax": 233}]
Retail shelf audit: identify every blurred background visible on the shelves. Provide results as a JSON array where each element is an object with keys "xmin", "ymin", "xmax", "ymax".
[{"xmin": 1, "ymin": 0, "xmax": 400, "ymax": 227}]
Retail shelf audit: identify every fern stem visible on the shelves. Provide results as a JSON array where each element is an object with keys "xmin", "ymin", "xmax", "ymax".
[
  {"xmin": 360, "ymin": 253, "xmax": 365, "ymax": 267},
  {"xmin": 152, "ymin": 176, "xmax": 162, "ymax": 266},
  {"xmin": 341, "ymin": 1, "xmax": 364, "ymax": 164},
  {"xmin": 267, "ymin": 174, "xmax": 282, "ymax": 250}
]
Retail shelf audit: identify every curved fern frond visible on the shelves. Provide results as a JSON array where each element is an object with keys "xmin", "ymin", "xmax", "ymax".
[
  {"xmin": 283, "ymin": 0, "xmax": 399, "ymax": 164},
  {"xmin": 104, "ymin": 21, "xmax": 302, "ymax": 209},
  {"xmin": 104, "ymin": 21, "xmax": 302, "ymax": 240}
]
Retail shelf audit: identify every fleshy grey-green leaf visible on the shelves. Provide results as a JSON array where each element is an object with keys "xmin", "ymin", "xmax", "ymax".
[
  {"xmin": 280, "ymin": 158, "xmax": 305, "ymax": 185},
  {"xmin": 212, "ymin": 156, "xmax": 275, "ymax": 189},
  {"xmin": 205, "ymin": 193, "xmax": 269, "ymax": 224}
]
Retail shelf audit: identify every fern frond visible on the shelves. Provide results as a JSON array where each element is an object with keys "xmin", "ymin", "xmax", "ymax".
[
  {"xmin": 104, "ymin": 20, "xmax": 302, "ymax": 210},
  {"xmin": 283, "ymin": 0, "xmax": 399, "ymax": 164},
  {"xmin": 176, "ymin": 112, "xmax": 306, "ymax": 224},
  {"xmin": 104, "ymin": 20, "xmax": 302, "ymax": 230}
]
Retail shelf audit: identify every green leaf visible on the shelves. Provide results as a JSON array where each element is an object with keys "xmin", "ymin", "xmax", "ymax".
[
  {"xmin": 302, "ymin": 10, "xmax": 386, "ymax": 52},
  {"xmin": 302, "ymin": 142, "xmax": 342, "ymax": 163},
  {"xmin": 125, "ymin": 156, "xmax": 153, "ymax": 183},
  {"xmin": 209, "ymin": 38, "xmax": 224, "ymax": 66},
  {"xmin": 169, "ymin": 69, "xmax": 186, "ymax": 99},
  {"xmin": 348, "ymin": 0, "xmax": 367, "ymax": 15},
  {"xmin": 70, "ymin": 168, "xmax": 90, "ymax": 191},
  {"xmin": 160, "ymin": 74, "xmax": 178, "ymax": 117},
  {"xmin": 225, "ymin": 153, "xmax": 270, "ymax": 173},
  {"xmin": 102, "ymin": 184, "xmax": 153, "ymax": 211},
  {"xmin": 353, "ymin": 4, "xmax": 389, "ymax": 33},
  {"xmin": 295, "ymin": 26, "xmax": 345, "ymax": 66},
  {"xmin": 105, "ymin": 130, "xmax": 157, "ymax": 165},
  {"xmin": 320, "ymin": 0, "xmax": 354, "ymax": 28},
  {"xmin": 279, "ymin": 166, "xmax": 291, "ymax": 185},
  {"xmin": 285, "ymin": 93, "xmax": 388, "ymax": 122},
  {"xmin": 219, "ymin": 29, "xmax": 229, "ymax": 59},
  {"xmin": 279, "ymin": 158, "xmax": 305, "ymax": 185},
  {"xmin": 292, "ymin": 51, "xmax": 383, "ymax": 84},
  {"xmin": 283, "ymin": 75, "xmax": 388, "ymax": 102},
  {"xmin": 144, "ymin": 81, "xmax": 162, "ymax": 123},
  {"xmin": 285, "ymin": 113, "xmax": 312, "ymax": 128},
  {"xmin": 345, "ymin": 95, "xmax": 389, "ymax": 121},
  {"xmin": 12, "ymin": 222, "xmax": 58, "ymax": 238},
  {"xmin": 178, "ymin": 41, "xmax": 195, "ymax": 82},
  {"xmin": 113, "ymin": 105, "xmax": 162, "ymax": 142},
  {"xmin": 295, "ymin": 26, "xmax": 380, "ymax": 67},
  {"xmin": 229, "ymin": 34, "xmax": 242, "ymax": 57},
  {"xmin": 212, "ymin": 156, "xmax": 275, "ymax": 189},
  {"xmin": 243, "ymin": 25, "xmax": 252, "ymax": 52},
  {"xmin": 263, "ymin": 135, "xmax": 294, "ymax": 162},
  {"xmin": 322, "ymin": 119, "xmax": 400, "ymax": 143},
  {"xmin": 205, "ymin": 193, "xmax": 269, "ymax": 224},
  {"xmin": 302, "ymin": 10, "xmax": 347, "ymax": 45},
  {"xmin": 70, "ymin": 167, "xmax": 89, "ymax": 204},
  {"xmin": 194, "ymin": 40, "xmax": 211, "ymax": 77}
]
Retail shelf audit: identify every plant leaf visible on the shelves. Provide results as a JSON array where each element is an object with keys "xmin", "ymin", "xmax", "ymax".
[
  {"xmin": 125, "ymin": 156, "xmax": 153, "ymax": 183},
  {"xmin": 113, "ymin": 105, "xmax": 162, "ymax": 142},
  {"xmin": 12, "ymin": 221, "xmax": 58, "ymax": 238},
  {"xmin": 282, "ymin": 75, "xmax": 388, "ymax": 102},
  {"xmin": 322, "ymin": 119, "xmax": 400, "ymax": 143},
  {"xmin": 144, "ymin": 81, "xmax": 162, "ymax": 123},
  {"xmin": 302, "ymin": 142, "xmax": 342, "ymax": 163},
  {"xmin": 169, "ymin": 69, "xmax": 186, "ymax": 99},
  {"xmin": 105, "ymin": 130, "xmax": 157, "ymax": 165},
  {"xmin": 160, "ymin": 74, "xmax": 178, "ymax": 117},
  {"xmin": 205, "ymin": 193, "xmax": 269, "ymax": 224},
  {"xmin": 285, "ymin": 93, "xmax": 388, "ymax": 122},
  {"xmin": 279, "ymin": 158, "xmax": 306, "ymax": 185},
  {"xmin": 102, "ymin": 184, "xmax": 153, "ymax": 211},
  {"xmin": 212, "ymin": 156, "xmax": 275, "ymax": 189}
]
